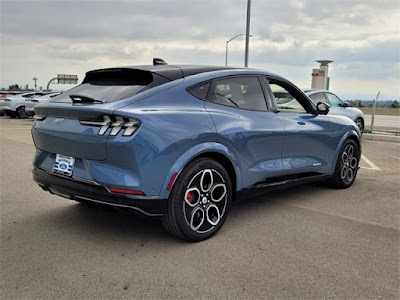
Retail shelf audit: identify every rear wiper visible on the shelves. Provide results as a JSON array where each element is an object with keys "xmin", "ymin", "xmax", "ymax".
[
  {"xmin": 214, "ymin": 92, "xmax": 239, "ymax": 107},
  {"xmin": 70, "ymin": 94, "xmax": 102, "ymax": 103}
]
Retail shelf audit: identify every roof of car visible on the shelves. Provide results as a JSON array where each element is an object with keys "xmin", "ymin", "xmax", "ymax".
[
  {"xmin": 86, "ymin": 65, "xmax": 237, "ymax": 81},
  {"xmin": 303, "ymin": 89, "xmax": 331, "ymax": 94}
]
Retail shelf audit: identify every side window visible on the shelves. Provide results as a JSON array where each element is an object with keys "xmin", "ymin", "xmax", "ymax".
[
  {"xmin": 211, "ymin": 76, "xmax": 267, "ymax": 111},
  {"xmin": 326, "ymin": 93, "xmax": 342, "ymax": 107},
  {"xmin": 188, "ymin": 82, "xmax": 210, "ymax": 100},
  {"xmin": 268, "ymin": 80, "xmax": 307, "ymax": 113},
  {"xmin": 309, "ymin": 93, "xmax": 327, "ymax": 104}
]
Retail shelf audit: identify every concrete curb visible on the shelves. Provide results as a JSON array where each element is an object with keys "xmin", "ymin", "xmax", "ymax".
[{"xmin": 363, "ymin": 133, "xmax": 400, "ymax": 143}]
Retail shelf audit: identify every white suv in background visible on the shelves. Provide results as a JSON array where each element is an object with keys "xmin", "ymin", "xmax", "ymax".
[
  {"xmin": 0, "ymin": 92, "xmax": 49, "ymax": 118},
  {"xmin": 25, "ymin": 92, "xmax": 61, "ymax": 116}
]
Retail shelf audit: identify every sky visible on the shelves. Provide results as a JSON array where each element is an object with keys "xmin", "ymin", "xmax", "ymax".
[{"xmin": 1, "ymin": 0, "xmax": 399, "ymax": 100}]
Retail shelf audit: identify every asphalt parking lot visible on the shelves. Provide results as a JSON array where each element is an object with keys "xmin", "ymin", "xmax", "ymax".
[{"xmin": 1, "ymin": 117, "xmax": 399, "ymax": 299}]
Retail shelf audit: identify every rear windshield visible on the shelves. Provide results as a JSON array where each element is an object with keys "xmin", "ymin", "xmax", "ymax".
[{"xmin": 52, "ymin": 68, "xmax": 169, "ymax": 103}]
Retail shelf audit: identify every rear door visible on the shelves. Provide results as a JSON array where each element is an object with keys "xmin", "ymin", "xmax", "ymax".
[
  {"xmin": 264, "ymin": 77, "xmax": 335, "ymax": 175},
  {"xmin": 203, "ymin": 75, "xmax": 285, "ymax": 189}
]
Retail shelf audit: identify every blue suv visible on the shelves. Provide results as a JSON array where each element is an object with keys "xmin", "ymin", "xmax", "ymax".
[{"xmin": 32, "ymin": 61, "xmax": 361, "ymax": 241}]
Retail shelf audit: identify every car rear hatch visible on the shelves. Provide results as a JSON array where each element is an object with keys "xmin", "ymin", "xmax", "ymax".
[{"xmin": 32, "ymin": 67, "xmax": 179, "ymax": 161}]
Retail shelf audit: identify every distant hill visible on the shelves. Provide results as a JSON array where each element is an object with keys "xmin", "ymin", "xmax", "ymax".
[{"xmin": 347, "ymin": 100, "xmax": 399, "ymax": 108}]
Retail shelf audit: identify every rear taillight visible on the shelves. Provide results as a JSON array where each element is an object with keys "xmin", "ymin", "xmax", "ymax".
[{"xmin": 79, "ymin": 115, "xmax": 140, "ymax": 136}]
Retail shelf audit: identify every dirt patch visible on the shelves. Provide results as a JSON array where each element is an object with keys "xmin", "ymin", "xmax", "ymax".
[{"xmin": 359, "ymin": 108, "xmax": 399, "ymax": 116}]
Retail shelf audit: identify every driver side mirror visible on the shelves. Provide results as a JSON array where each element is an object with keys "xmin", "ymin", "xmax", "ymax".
[
  {"xmin": 317, "ymin": 102, "xmax": 330, "ymax": 115},
  {"xmin": 341, "ymin": 101, "xmax": 350, "ymax": 108}
]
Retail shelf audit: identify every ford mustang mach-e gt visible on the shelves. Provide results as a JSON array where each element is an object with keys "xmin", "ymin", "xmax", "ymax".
[{"xmin": 32, "ymin": 61, "xmax": 361, "ymax": 241}]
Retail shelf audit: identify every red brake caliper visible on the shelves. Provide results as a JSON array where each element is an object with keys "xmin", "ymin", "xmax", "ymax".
[{"xmin": 187, "ymin": 192, "xmax": 192, "ymax": 203}]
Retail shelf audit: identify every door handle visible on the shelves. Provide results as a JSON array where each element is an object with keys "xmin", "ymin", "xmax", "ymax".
[{"xmin": 297, "ymin": 121, "xmax": 306, "ymax": 125}]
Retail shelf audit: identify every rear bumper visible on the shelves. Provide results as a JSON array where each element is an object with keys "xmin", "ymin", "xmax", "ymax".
[
  {"xmin": 32, "ymin": 167, "xmax": 167, "ymax": 217},
  {"xmin": 0, "ymin": 106, "xmax": 13, "ymax": 113}
]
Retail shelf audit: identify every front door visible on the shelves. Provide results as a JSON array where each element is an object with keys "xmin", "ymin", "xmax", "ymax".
[{"xmin": 265, "ymin": 78, "xmax": 336, "ymax": 175}]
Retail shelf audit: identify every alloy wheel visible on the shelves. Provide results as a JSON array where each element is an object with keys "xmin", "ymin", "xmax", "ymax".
[
  {"xmin": 183, "ymin": 169, "xmax": 228, "ymax": 233},
  {"xmin": 355, "ymin": 119, "xmax": 363, "ymax": 133},
  {"xmin": 17, "ymin": 106, "xmax": 29, "ymax": 119},
  {"xmin": 340, "ymin": 144, "xmax": 358, "ymax": 183}
]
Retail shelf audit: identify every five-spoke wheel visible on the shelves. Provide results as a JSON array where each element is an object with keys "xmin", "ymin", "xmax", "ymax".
[
  {"xmin": 329, "ymin": 139, "xmax": 360, "ymax": 188},
  {"xmin": 340, "ymin": 143, "xmax": 358, "ymax": 183},
  {"xmin": 183, "ymin": 169, "xmax": 228, "ymax": 233},
  {"xmin": 161, "ymin": 158, "xmax": 232, "ymax": 241},
  {"xmin": 16, "ymin": 106, "xmax": 29, "ymax": 119},
  {"xmin": 355, "ymin": 118, "xmax": 364, "ymax": 136}
]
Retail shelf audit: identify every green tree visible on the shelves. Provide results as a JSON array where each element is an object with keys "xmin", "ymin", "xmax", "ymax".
[
  {"xmin": 8, "ymin": 84, "xmax": 21, "ymax": 91},
  {"xmin": 390, "ymin": 100, "xmax": 399, "ymax": 108}
]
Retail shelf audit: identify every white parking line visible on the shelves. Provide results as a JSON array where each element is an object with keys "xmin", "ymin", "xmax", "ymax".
[{"xmin": 360, "ymin": 154, "xmax": 381, "ymax": 171}]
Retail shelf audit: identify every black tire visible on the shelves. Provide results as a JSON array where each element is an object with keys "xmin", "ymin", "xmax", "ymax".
[
  {"xmin": 329, "ymin": 139, "xmax": 360, "ymax": 189},
  {"xmin": 355, "ymin": 118, "xmax": 364, "ymax": 136},
  {"xmin": 161, "ymin": 158, "xmax": 232, "ymax": 242},
  {"xmin": 16, "ymin": 106, "xmax": 29, "ymax": 119}
]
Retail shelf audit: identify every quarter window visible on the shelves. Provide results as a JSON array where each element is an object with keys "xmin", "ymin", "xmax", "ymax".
[
  {"xmin": 211, "ymin": 77, "xmax": 267, "ymax": 111},
  {"xmin": 188, "ymin": 82, "xmax": 210, "ymax": 100}
]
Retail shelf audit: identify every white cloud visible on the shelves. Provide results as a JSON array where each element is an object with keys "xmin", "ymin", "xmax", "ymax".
[{"xmin": 1, "ymin": 0, "xmax": 399, "ymax": 99}]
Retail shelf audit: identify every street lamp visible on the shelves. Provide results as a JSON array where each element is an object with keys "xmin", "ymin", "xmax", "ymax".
[
  {"xmin": 32, "ymin": 76, "xmax": 38, "ymax": 91},
  {"xmin": 225, "ymin": 34, "xmax": 252, "ymax": 66},
  {"xmin": 244, "ymin": 0, "xmax": 251, "ymax": 67}
]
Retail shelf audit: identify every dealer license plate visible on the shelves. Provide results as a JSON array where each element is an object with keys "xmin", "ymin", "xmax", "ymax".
[{"xmin": 53, "ymin": 154, "xmax": 75, "ymax": 176}]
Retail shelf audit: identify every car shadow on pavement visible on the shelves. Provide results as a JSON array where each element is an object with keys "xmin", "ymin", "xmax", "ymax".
[
  {"xmin": 29, "ymin": 183, "xmax": 328, "ymax": 244},
  {"xmin": 30, "ymin": 201, "xmax": 179, "ymax": 244},
  {"xmin": 230, "ymin": 182, "xmax": 325, "ymax": 214}
]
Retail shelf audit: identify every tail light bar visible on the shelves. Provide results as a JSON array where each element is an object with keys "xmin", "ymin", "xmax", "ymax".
[{"xmin": 79, "ymin": 115, "xmax": 140, "ymax": 136}]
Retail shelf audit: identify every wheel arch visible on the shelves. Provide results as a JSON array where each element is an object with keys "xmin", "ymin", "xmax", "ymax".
[
  {"xmin": 195, "ymin": 152, "xmax": 237, "ymax": 202},
  {"xmin": 159, "ymin": 142, "xmax": 241, "ymax": 200},
  {"xmin": 15, "ymin": 104, "xmax": 25, "ymax": 111},
  {"xmin": 330, "ymin": 130, "xmax": 361, "ymax": 174},
  {"xmin": 354, "ymin": 116, "xmax": 364, "ymax": 128}
]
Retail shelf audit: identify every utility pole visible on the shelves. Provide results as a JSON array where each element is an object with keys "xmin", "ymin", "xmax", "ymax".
[
  {"xmin": 370, "ymin": 91, "xmax": 380, "ymax": 133},
  {"xmin": 33, "ymin": 77, "xmax": 38, "ymax": 91},
  {"xmin": 244, "ymin": 0, "xmax": 251, "ymax": 67}
]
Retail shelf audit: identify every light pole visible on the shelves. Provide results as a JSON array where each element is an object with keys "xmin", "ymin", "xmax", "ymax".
[
  {"xmin": 33, "ymin": 76, "xmax": 38, "ymax": 91},
  {"xmin": 244, "ymin": 0, "xmax": 251, "ymax": 67},
  {"xmin": 225, "ymin": 34, "xmax": 252, "ymax": 66}
]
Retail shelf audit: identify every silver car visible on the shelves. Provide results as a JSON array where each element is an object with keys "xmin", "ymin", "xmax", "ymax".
[
  {"xmin": 304, "ymin": 89, "xmax": 365, "ymax": 134},
  {"xmin": 0, "ymin": 92, "xmax": 49, "ymax": 118},
  {"xmin": 25, "ymin": 92, "xmax": 61, "ymax": 116}
]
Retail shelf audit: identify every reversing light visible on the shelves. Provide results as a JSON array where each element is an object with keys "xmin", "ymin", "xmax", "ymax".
[
  {"xmin": 107, "ymin": 187, "xmax": 145, "ymax": 195},
  {"xmin": 80, "ymin": 115, "xmax": 140, "ymax": 136}
]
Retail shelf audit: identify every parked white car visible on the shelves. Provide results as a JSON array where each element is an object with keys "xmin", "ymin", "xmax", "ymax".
[
  {"xmin": 0, "ymin": 92, "xmax": 49, "ymax": 118},
  {"xmin": 304, "ymin": 89, "xmax": 365, "ymax": 134},
  {"xmin": 25, "ymin": 92, "xmax": 61, "ymax": 116}
]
